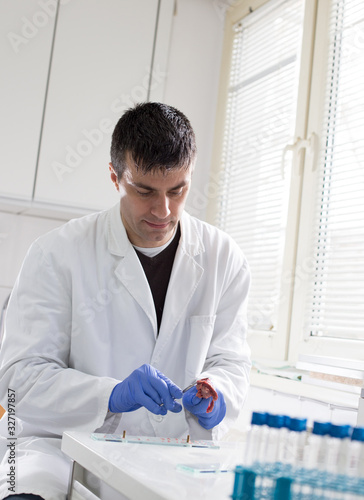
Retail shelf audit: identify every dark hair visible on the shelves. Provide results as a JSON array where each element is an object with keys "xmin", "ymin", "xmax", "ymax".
[{"xmin": 110, "ymin": 102, "xmax": 197, "ymax": 179}]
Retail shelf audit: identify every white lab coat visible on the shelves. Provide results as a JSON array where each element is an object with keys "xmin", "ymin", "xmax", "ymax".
[{"xmin": 0, "ymin": 203, "xmax": 251, "ymax": 500}]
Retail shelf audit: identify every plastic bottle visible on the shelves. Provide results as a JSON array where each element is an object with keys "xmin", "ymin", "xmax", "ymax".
[{"xmin": 244, "ymin": 411, "xmax": 268, "ymax": 466}]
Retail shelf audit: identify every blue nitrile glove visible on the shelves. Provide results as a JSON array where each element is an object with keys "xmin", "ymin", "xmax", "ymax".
[
  {"xmin": 182, "ymin": 385, "xmax": 226, "ymax": 430},
  {"xmin": 109, "ymin": 364, "xmax": 183, "ymax": 415}
]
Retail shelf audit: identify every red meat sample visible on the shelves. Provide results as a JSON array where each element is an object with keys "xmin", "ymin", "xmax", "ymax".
[{"xmin": 196, "ymin": 378, "xmax": 218, "ymax": 413}]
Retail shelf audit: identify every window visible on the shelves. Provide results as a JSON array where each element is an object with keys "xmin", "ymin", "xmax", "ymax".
[{"xmin": 209, "ymin": 0, "xmax": 364, "ymax": 363}]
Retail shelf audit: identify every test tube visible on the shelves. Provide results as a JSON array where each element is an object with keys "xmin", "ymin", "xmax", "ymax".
[
  {"xmin": 325, "ymin": 424, "xmax": 352, "ymax": 475},
  {"xmin": 231, "ymin": 466, "xmax": 257, "ymax": 500},
  {"xmin": 304, "ymin": 421, "xmax": 331, "ymax": 473},
  {"xmin": 264, "ymin": 414, "xmax": 286, "ymax": 473},
  {"xmin": 343, "ymin": 428, "xmax": 364, "ymax": 500},
  {"xmin": 282, "ymin": 417, "xmax": 307, "ymax": 469},
  {"xmin": 274, "ymin": 476, "xmax": 293, "ymax": 500},
  {"xmin": 278, "ymin": 415, "xmax": 291, "ymax": 465},
  {"xmin": 348, "ymin": 427, "xmax": 364, "ymax": 478},
  {"xmin": 231, "ymin": 465, "xmax": 245, "ymax": 500},
  {"xmin": 244, "ymin": 411, "xmax": 268, "ymax": 466}
]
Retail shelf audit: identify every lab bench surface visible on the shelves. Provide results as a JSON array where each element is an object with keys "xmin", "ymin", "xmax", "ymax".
[{"xmin": 61, "ymin": 431, "xmax": 242, "ymax": 500}]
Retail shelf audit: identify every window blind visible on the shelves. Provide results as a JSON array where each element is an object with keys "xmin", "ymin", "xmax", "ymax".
[
  {"xmin": 215, "ymin": 0, "xmax": 304, "ymax": 332},
  {"xmin": 304, "ymin": 0, "xmax": 364, "ymax": 340}
]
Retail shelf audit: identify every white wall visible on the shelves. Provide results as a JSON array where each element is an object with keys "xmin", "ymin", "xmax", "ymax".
[
  {"xmin": 0, "ymin": 0, "xmax": 224, "ymax": 298},
  {"xmin": 163, "ymin": 0, "xmax": 225, "ymax": 219}
]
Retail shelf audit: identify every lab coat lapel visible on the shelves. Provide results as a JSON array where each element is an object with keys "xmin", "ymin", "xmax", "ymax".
[
  {"xmin": 114, "ymin": 250, "xmax": 158, "ymax": 335},
  {"xmin": 107, "ymin": 203, "xmax": 158, "ymax": 336},
  {"xmin": 158, "ymin": 212, "xmax": 204, "ymax": 340}
]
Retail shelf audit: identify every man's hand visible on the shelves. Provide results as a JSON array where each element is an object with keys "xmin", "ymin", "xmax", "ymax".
[
  {"xmin": 182, "ymin": 385, "xmax": 226, "ymax": 429},
  {"xmin": 109, "ymin": 364, "xmax": 183, "ymax": 415}
]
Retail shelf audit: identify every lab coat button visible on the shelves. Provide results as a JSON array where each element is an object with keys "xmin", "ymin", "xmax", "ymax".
[{"xmin": 154, "ymin": 414, "xmax": 163, "ymax": 422}]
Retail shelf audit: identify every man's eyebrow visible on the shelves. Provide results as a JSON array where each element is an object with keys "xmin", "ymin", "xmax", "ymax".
[{"xmin": 132, "ymin": 180, "xmax": 189, "ymax": 191}]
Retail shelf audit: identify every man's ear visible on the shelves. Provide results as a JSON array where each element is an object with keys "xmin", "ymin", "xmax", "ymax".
[{"xmin": 109, "ymin": 163, "xmax": 119, "ymax": 191}]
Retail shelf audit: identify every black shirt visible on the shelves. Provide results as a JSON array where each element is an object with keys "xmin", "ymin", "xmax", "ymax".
[{"xmin": 134, "ymin": 224, "xmax": 181, "ymax": 332}]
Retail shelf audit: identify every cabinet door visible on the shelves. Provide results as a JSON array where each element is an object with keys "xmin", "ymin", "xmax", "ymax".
[
  {"xmin": 34, "ymin": 0, "xmax": 164, "ymax": 211},
  {"xmin": 0, "ymin": 0, "xmax": 56, "ymax": 202}
]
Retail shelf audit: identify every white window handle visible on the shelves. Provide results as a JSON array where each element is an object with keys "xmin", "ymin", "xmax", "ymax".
[{"xmin": 281, "ymin": 132, "xmax": 318, "ymax": 178}]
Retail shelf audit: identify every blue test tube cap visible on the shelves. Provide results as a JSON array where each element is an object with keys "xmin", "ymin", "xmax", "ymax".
[
  {"xmin": 312, "ymin": 421, "xmax": 331, "ymax": 436},
  {"xmin": 329, "ymin": 424, "xmax": 352, "ymax": 439},
  {"xmin": 267, "ymin": 413, "xmax": 286, "ymax": 429},
  {"xmin": 251, "ymin": 411, "xmax": 268, "ymax": 426},
  {"xmin": 284, "ymin": 415, "xmax": 291, "ymax": 428},
  {"xmin": 351, "ymin": 427, "xmax": 364, "ymax": 442},
  {"xmin": 288, "ymin": 417, "xmax": 307, "ymax": 432}
]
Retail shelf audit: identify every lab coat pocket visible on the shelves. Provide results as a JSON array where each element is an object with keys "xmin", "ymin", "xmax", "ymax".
[{"xmin": 185, "ymin": 315, "xmax": 216, "ymax": 383}]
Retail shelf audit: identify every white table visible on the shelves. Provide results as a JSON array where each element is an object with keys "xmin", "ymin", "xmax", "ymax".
[{"xmin": 61, "ymin": 431, "xmax": 244, "ymax": 500}]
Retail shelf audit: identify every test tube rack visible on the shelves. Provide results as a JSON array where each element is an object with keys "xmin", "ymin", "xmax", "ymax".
[{"xmin": 231, "ymin": 462, "xmax": 364, "ymax": 500}]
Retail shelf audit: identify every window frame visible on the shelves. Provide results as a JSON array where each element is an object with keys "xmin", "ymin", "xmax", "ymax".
[
  {"xmin": 289, "ymin": 0, "xmax": 364, "ymax": 362},
  {"xmin": 207, "ymin": 0, "xmax": 364, "ymax": 364}
]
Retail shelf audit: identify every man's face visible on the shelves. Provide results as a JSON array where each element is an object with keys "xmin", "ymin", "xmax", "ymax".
[{"xmin": 109, "ymin": 156, "xmax": 192, "ymax": 247}]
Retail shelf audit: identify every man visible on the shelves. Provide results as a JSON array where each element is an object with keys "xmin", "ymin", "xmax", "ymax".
[{"xmin": 0, "ymin": 102, "xmax": 251, "ymax": 500}]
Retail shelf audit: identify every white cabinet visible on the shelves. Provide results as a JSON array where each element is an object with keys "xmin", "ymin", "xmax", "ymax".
[
  {"xmin": 0, "ymin": 0, "xmax": 56, "ymax": 202},
  {"xmin": 34, "ymin": 0, "xmax": 164, "ymax": 211},
  {"xmin": 0, "ymin": 0, "xmax": 174, "ymax": 215}
]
